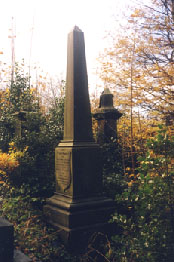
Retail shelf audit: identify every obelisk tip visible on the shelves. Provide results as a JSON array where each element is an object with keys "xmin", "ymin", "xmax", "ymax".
[{"xmin": 72, "ymin": 25, "xmax": 82, "ymax": 32}]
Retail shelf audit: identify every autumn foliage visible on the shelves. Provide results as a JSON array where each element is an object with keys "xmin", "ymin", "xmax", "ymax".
[{"xmin": 0, "ymin": 0, "xmax": 174, "ymax": 261}]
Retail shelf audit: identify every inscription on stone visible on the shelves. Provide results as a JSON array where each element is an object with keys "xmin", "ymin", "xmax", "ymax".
[{"xmin": 55, "ymin": 149, "xmax": 71, "ymax": 192}]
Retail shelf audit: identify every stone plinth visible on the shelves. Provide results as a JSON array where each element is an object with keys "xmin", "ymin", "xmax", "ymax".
[
  {"xmin": 45, "ymin": 195, "xmax": 115, "ymax": 249},
  {"xmin": 93, "ymin": 88, "xmax": 122, "ymax": 144},
  {"xmin": 44, "ymin": 27, "xmax": 115, "ymax": 248}
]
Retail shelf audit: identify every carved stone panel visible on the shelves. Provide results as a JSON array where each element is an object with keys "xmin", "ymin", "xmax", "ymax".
[{"xmin": 55, "ymin": 148, "xmax": 72, "ymax": 194}]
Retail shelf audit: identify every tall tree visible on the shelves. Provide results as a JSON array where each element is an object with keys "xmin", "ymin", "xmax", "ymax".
[
  {"xmin": 97, "ymin": 0, "xmax": 174, "ymax": 173},
  {"xmin": 98, "ymin": 0, "xmax": 174, "ymax": 119},
  {"xmin": 129, "ymin": 0, "xmax": 174, "ymax": 117}
]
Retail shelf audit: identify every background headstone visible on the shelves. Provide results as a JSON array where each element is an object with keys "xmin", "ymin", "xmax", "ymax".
[
  {"xmin": 0, "ymin": 217, "xmax": 14, "ymax": 262},
  {"xmin": 93, "ymin": 88, "xmax": 122, "ymax": 144},
  {"xmin": 0, "ymin": 217, "xmax": 32, "ymax": 262}
]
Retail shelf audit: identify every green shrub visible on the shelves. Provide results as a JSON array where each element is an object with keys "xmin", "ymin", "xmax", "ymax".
[
  {"xmin": 0, "ymin": 66, "xmax": 64, "ymax": 200},
  {"xmin": 110, "ymin": 126, "xmax": 174, "ymax": 262},
  {"xmin": 101, "ymin": 138, "xmax": 126, "ymax": 200}
]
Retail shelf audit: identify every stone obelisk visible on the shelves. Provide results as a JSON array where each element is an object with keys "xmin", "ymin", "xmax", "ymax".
[{"xmin": 44, "ymin": 26, "xmax": 115, "ymax": 248}]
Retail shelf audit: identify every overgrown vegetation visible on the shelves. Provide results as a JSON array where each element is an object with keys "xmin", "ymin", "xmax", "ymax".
[
  {"xmin": 0, "ymin": 67, "xmax": 174, "ymax": 262},
  {"xmin": 0, "ymin": 68, "xmax": 66, "ymax": 260},
  {"xmin": 0, "ymin": 67, "xmax": 64, "ymax": 200},
  {"xmin": 109, "ymin": 126, "xmax": 174, "ymax": 262},
  {"xmin": 0, "ymin": 1, "xmax": 174, "ymax": 261}
]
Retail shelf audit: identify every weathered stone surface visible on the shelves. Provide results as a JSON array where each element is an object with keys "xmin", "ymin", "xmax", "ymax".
[
  {"xmin": 64, "ymin": 26, "xmax": 93, "ymax": 142},
  {"xmin": 44, "ymin": 195, "xmax": 115, "ymax": 249},
  {"xmin": 45, "ymin": 195, "xmax": 114, "ymax": 227},
  {"xmin": 55, "ymin": 143, "xmax": 102, "ymax": 198},
  {"xmin": 0, "ymin": 217, "xmax": 14, "ymax": 262},
  {"xmin": 0, "ymin": 217, "xmax": 32, "ymax": 262},
  {"xmin": 93, "ymin": 88, "xmax": 122, "ymax": 143},
  {"xmin": 44, "ymin": 27, "xmax": 115, "ymax": 248},
  {"xmin": 94, "ymin": 88, "xmax": 122, "ymax": 120},
  {"xmin": 14, "ymin": 250, "xmax": 32, "ymax": 262}
]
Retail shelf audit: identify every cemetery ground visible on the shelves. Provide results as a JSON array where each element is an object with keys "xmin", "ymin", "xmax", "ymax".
[
  {"xmin": 0, "ymin": 99, "xmax": 174, "ymax": 262},
  {"xmin": 1, "ymin": 0, "xmax": 174, "ymax": 260},
  {"xmin": 0, "ymin": 29, "xmax": 174, "ymax": 261}
]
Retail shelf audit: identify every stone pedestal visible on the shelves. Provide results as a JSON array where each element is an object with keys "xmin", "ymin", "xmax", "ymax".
[
  {"xmin": 44, "ymin": 26, "xmax": 115, "ymax": 248},
  {"xmin": 44, "ymin": 140, "xmax": 115, "ymax": 247},
  {"xmin": 44, "ymin": 195, "xmax": 114, "ymax": 249}
]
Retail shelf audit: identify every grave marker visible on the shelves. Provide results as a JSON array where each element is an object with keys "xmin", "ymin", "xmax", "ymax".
[{"xmin": 44, "ymin": 26, "xmax": 115, "ymax": 248}]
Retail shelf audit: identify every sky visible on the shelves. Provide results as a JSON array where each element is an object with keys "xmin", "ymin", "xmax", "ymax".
[{"xmin": 0, "ymin": 0, "xmax": 138, "ymax": 90}]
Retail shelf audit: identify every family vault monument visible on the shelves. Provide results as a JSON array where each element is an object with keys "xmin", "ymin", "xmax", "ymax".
[
  {"xmin": 93, "ymin": 88, "xmax": 122, "ymax": 144},
  {"xmin": 44, "ymin": 26, "xmax": 115, "ymax": 248}
]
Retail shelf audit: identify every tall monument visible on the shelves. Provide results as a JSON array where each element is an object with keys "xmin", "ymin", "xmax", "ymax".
[{"xmin": 44, "ymin": 26, "xmax": 115, "ymax": 248}]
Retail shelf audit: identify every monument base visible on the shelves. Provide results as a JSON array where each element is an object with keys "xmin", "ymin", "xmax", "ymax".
[{"xmin": 44, "ymin": 194, "xmax": 115, "ymax": 249}]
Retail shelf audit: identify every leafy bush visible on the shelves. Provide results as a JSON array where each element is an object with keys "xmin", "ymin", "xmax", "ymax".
[
  {"xmin": 109, "ymin": 126, "xmax": 174, "ymax": 262},
  {"xmin": 0, "ymin": 67, "xmax": 64, "ymax": 200},
  {"xmin": 0, "ymin": 194, "xmax": 79, "ymax": 262},
  {"xmin": 101, "ymin": 138, "xmax": 127, "ymax": 200}
]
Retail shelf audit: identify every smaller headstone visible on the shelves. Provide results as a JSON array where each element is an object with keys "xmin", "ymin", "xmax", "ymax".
[
  {"xmin": 0, "ymin": 217, "xmax": 32, "ymax": 262},
  {"xmin": 93, "ymin": 88, "xmax": 122, "ymax": 144},
  {"xmin": 0, "ymin": 217, "xmax": 14, "ymax": 262},
  {"xmin": 12, "ymin": 111, "xmax": 27, "ymax": 139}
]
